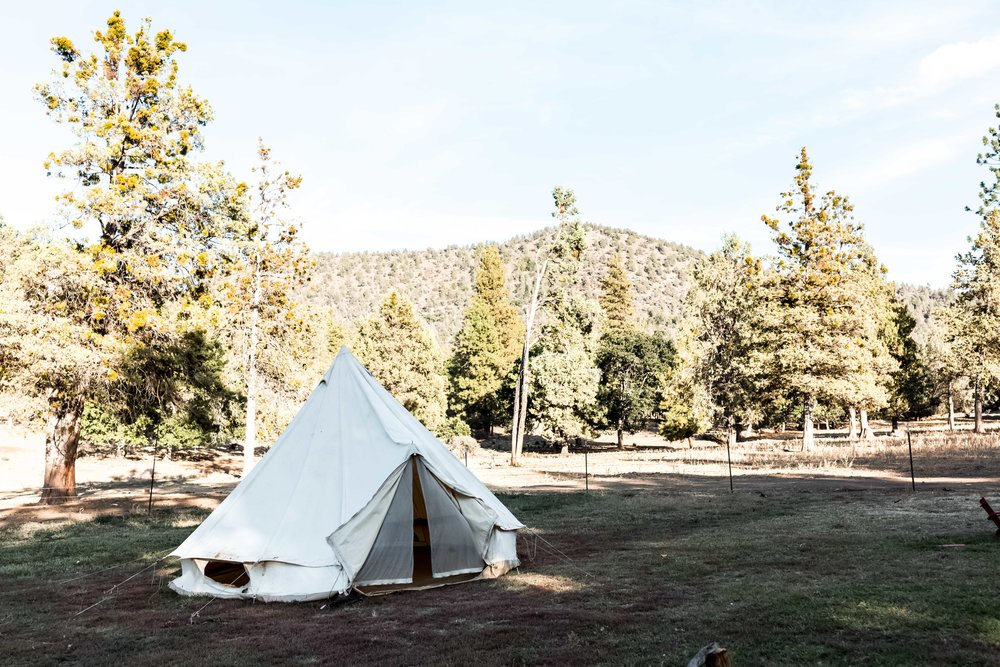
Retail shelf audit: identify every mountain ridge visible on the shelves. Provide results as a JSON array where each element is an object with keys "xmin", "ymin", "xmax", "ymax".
[
  {"xmin": 306, "ymin": 224, "xmax": 953, "ymax": 351},
  {"xmin": 307, "ymin": 223, "xmax": 703, "ymax": 348}
]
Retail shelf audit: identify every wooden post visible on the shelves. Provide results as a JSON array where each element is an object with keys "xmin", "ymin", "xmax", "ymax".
[
  {"xmin": 147, "ymin": 443, "xmax": 157, "ymax": 513},
  {"xmin": 725, "ymin": 438, "xmax": 734, "ymax": 493},
  {"xmin": 584, "ymin": 450, "xmax": 589, "ymax": 494},
  {"xmin": 979, "ymin": 497, "xmax": 1000, "ymax": 537},
  {"xmin": 906, "ymin": 430, "xmax": 915, "ymax": 492}
]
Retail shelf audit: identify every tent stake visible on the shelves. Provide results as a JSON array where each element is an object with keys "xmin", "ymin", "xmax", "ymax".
[{"xmin": 906, "ymin": 429, "xmax": 916, "ymax": 491}]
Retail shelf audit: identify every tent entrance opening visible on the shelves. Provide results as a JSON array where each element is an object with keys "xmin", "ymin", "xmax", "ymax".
[{"xmin": 356, "ymin": 458, "xmax": 482, "ymax": 594}]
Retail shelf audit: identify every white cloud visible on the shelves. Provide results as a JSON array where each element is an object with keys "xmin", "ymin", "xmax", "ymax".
[
  {"xmin": 842, "ymin": 34, "xmax": 1000, "ymax": 115},
  {"xmin": 831, "ymin": 136, "xmax": 963, "ymax": 194}
]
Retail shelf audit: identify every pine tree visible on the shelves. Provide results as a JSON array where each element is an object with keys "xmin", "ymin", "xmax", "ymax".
[
  {"xmin": 356, "ymin": 292, "xmax": 447, "ymax": 431},
  {"xmin": 883, "ymin": 301, "xmax": 935, "ymax": 431},
  {"xmin": 950, "ymin": 211, "xmax": 1000, "ymax": 432},
  {"xmin": 658, "ymin": 358, "xmax": 711, "ymax": 447},
  {"xmin": 949, "ymin": 106, "xmax": 1000, "ymax": 433},
  {"xmin": 448, "ymin": 246, "xmax": 522, "ymax": 434},
  {"xmin": 763, "ymin": 148, "xmax": 893, "ymax": 451},
  {"xmin": 594, "ymin": 254, "xmax": 672, "ymax": 448},
  {"xmin": 924, "ymin": 307, "xmax": 966, "ymax": 430},
  {"xmin": 598, "ymin": 254, "xmax": 634, "ymax": 333},
  {"xmin": 971, "ymin": 103, "xmax": 1000, "ymax": 219},
  {"xmin": 530, "ymin": 298, "xmax": 603, "ymax": 454},
  {"xmin": 27, "ymin": 13, "xmax": 244, "ymax": 501},
  {"xmin": 844, "ymin": 242, "xmax": 897, "ymax": 440},
  {"xmin": 677, "ymin": 235, "xmax": 771, "ymax": 447}
]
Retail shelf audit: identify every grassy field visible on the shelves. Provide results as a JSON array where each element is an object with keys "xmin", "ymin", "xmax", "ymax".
[{"xmin": 2, "ymin": 475, "xmax": 999, "ymax": 666}]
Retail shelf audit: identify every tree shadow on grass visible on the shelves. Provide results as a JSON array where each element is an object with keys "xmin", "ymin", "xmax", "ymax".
[{"xmin": 2, "ymin": 477, "xmax": 1000, "ymax": 665}]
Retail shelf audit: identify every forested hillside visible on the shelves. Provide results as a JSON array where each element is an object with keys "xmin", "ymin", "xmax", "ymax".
[
  {"xmin": 896, "ymin": 283, "xmax": 953, "ymax": 345},
  {"xmin": 307, "ymin": 224, "xmax": 702, "ymax": 347}
]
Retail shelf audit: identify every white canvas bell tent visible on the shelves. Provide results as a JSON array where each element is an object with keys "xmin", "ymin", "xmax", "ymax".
[{"xmin": 169, "ymin": 347, "xmax": 523, "ymax": 602}]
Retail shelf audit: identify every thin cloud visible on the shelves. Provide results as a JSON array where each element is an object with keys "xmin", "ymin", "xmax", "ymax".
[
  {"xmin": 842, "ymin": 34, "xmax": 1000, "ymax": 115},
  {"xmin": 831, "ymin": 136, "xmax": 964, "ymax": 194}
]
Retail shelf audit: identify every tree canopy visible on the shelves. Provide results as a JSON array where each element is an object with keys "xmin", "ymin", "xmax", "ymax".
[
  {"xmin": 20, "ymin": 11, "xmax": 247, "ymax": 501},
  {"xmin": 355, "ymin": 292, "xmax": 447, "ymax": 432},
  {"xmin": 448, "ymin": 246, "xmax": 523, "ymax": 434}
]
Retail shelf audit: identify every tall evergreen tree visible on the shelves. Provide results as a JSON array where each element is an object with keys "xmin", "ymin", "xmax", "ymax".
[
  {"xmin": 763, "ymin": 148, "xmax": 892, "ymax": 451},
  {"xmin": 883, "ymin": 301, "xmax": 935, "ymax": 431},
  {"xmin": 530, "ymin": 297, "xmax": 603, "ymax": 454},
  {"xmin": 845, "ymin": 242, "xmax": 897, "ymax": 440},
  {"xmin": 594, "ymin": 254, "xmax": 672, "ymax": 448},
  {"xmin": 949, "ymin": 106, "xmax": 1000, "ymax": 433},
  {"xmin": 356, "ymin": 292, "xmax": 447, "ymax": 431},
  {"xmin": 448, "ymin": 246, "xmax": 523, "ymax": 434},
  {"xmin": 924, "ymin": 307, "xmax": 965, "ymax": 430},
  {"xmin": 27, "ymin": 13, "xmax": 244, "ymax": 501},
  {"xmin": 598, "ymin": 253, "xmax": 635, "ymax": 333},
  {"xmin": 658, "ymin": 358, "xmax": 711, "ymax": 446},
  {"xmin": 678, "ymin": 235, "xmax": 771, "ymax": 446},
  {"xmin": 971, "ymin": 103, "xmax": 1000, "ymax": 219},
  {"xmin": 950, "ymin": 211, "xmax": 1000, "ymax": 433}
]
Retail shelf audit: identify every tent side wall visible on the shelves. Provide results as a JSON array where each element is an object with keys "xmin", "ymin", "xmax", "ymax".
[
  {"xmin": 482, "ymin": 529, "xmax": 520, "ymax": 578},
  {"xmin": 168, "ymin": 529, "xmax": 518, "ymax": 602},
  {"xmin": 169, "ymin": 558, "xmax": 350, "ymax": 602}
]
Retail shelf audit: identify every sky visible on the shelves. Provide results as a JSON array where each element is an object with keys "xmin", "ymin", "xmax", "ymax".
[{"xmin": 1, "ymin": 1, "xmax": 999, "ymax": 287}]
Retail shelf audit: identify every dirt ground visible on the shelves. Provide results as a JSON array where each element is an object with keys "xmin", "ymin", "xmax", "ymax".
[
  {"xmin": 3, "ymin": 425, "xmax": 1000, "ymax": 665},
  {"xmin": 3, "ymin": 423, "xmax": 999, "ymax": 522}
]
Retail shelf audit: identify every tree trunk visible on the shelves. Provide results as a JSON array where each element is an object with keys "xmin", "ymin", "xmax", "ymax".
[
  {"xmin": 560, "ymin": 438, "xmax": 569, "ymax": 456},
  {"xmin": 974, "ymin": 380, "xmax": 984, "ymax": 434},
  {"xmin": 859, "ymin": 409, "xmax": 873, "ymax": 440},
  {"xmin": 891, "ymin": 415, "xmax": 900, "ymax": 435},
  {"xmin": 510, "ymin": 351, "xmax": 523, "ymax": 465},
  {"xmin": 617, "ymin": 424, "xmax": 624, "ymax": 449},
  {"xmin": 848, "ymin": 407, "xmax": 858, "ymax": 441},
  {"xmin": 947, "ymin": 384, "xmax": 955, "ymax": 432},
  {"xmin": 515, "ymin": 356, "xmax": 530, "ymax": 461},
  {"xmin": 40, "ymin": 391, "xmax": 84, "ymax": 504},
  {"xmin": 802, "ymin": 396, "xmax": 815, "ymax": 452},
  {"xmin": 244, "ymin": 264, "xmax": 262, "ymax": 476},
  {"xmin": 511, "ymin": 259, "xmax": 547, "ymax": 465}
]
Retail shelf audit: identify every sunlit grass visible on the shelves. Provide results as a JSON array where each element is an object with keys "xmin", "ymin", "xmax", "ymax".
[{"xmin": 1, "ymin": 488, "xmax": 998, "ymax": 665}]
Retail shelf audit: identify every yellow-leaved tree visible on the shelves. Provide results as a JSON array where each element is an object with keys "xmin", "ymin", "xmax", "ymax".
[{"xmin": 22, "ymin": 12, "xmax": 246, "ymax": 501}]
